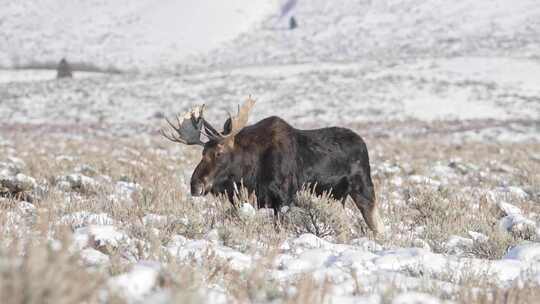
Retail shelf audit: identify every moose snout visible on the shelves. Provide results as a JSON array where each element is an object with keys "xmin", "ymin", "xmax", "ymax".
[
  {"xmin": 190, "ymin": 181, "xmax": 204, "ymax": 197},
  {"xmin": 191, "ymin": 178, "xmax": 212, "ymax": 197}
]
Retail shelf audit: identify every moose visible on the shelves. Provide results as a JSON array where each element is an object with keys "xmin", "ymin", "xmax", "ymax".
[{"xmin": 161, "ymin": 98, "xmax": 383, "ymax": 233}]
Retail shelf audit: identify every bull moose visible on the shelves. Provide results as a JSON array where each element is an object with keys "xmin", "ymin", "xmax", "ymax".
[{"xmin": 161, "ymin": 98, "xmax": 383, "ymax": 233}]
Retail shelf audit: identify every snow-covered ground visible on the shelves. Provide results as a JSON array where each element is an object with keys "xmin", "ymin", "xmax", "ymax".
[
  {"xmin": 1, "ymin": 0, "xmax": 540, "ymax": 303},
  {"xmin": 1, "ymin": 135, "xmax": 540, "ymax": 303},
  {"xmin": 1, "ymin": 57, "xmax": 539, "ymax": 142},
  {"xmin": 0, "ymin": 69, "xmax": 104, "ymax": 83}
]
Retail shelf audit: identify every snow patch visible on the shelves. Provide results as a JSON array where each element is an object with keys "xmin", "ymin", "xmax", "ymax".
[
  {"xmin": 75, "ymin": 225, "xmax": 128, "ymax": 251},
  {"xmin": 108, "ymin": 261, "xmax": 162, "ymax": 302},
  {"xmin": 392, "ymin": 292, "xmax": 442, "ymax": 304},
  {"xmin": 504, "ymin": 243, "xmax": 540, "ymax": 263},
  {"xmin": 80, "ymin": 248, "xmax": 110, "ymax": 266},
  {"xmin": 61, "ymin": 212, "xmax": 115, "ymax": 229},
  {"xmin": 110, "ymin": 181, "xmax": 142, "ymax": 203}
]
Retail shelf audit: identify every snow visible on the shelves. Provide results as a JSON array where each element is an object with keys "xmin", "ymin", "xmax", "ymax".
[
  {"xmin": 75, "ymin": 225, "xmax": 128, "ymax": 250},
  {"xmin": 336, "ymin": 249, "xmax": 379, "ymax": 269},
  {"xmin": 374, "ymin": 248, "xmax": 446, "ymax": 273},
  {"xmin": 468, "ymin": 231, "xmax": 488, "ymax": 243},
  {"xmin": 499, "ymin": 214, "xmax": 537, "ymax": 235},
  {"xmin": 0, "ymin": 157, "xmax": 26, "ymax": 175},
  {"xmin": 166, "ymin": 235, "xmax": 252, "ymax": 272},
  {"xmin": 402, "ymin": 91, "xmax": 507, "ymax": 121},
  {"xmin": 425, "ymin": 57, "xmax": 540, "ymax": 92},
  {"xmin": 1, "ymin": 3, "xmax": 539, "ymax": 141},
  {"xmin": 488, "ymin": 187, "xmax": 530, "ymax": 205},
  {"xmin": 408, "ymin": 175, "xmax": 441, "ymax": 187},
  {"xmin": 0, "ymin": 173, "xmax": 37, "ymax": 193},
  {"xmin": 392, "ymin": 292, "xmax": 442, "ymax": 304},
  {"xmin": 282, "ymin": 248, "xmax": 335, "ymax": 272},
  {"xmin": 365, "ymin": 57, "xmax": 540, "ymax": 121},
  {"xmin": 56, "ymin": 173, "xmax": 99, "ymax": 192},
  {"xmin": 80, "ymin": 248, "xmax": 110, "ymax": 267},
  {"xmin": 328, "ymin": 295, "xmax": 381, "ymax": 304},
  {"xmin": 200, "ymin": 288, "xmax": 229, "ymax": 304},
  {"xmin": 504, "ymin": 243, "xmax": 540, "ymax": 263},
  {"xmin": 444, "ymin": 235, "xmax": 473, "ymax": 256},
  {"xmin": 142, "ymin": 214, "xmax": 168, "ymax": 228},
  {"xmin": 0, "ymin": 69, "xmax": 102, "ymax": 84},
  {"xmin": 350, "ymin": 238, "xmax": 383, "ymax": 252},
  {"xmin": 108, "ymin": 261, "xmax": 161, "ymax": 302},
  {"xmin": 292, "ymin": 233, "xmax": 334, "ymax": 250},
  {"xmin": 60, "ymin": 212, "xmax": 115, "ymax": 229},
  {"xmin": 204, "ymin": 229, "xmax": 220, "ymax": 244},
  {"xmin": 17, "ymin": 201, "xmax": 36, "ymax": 215},
  {"xmin": 493, "ymin": 201, "xmax": 538, "ymax": 236},
  {"xmin": 0, "ymin": 0, "xmax": 276, "ymax": 71},
  {"xmin": 111, "ymin": 181, "xmax": 142, "ymax": 203},
  {"xmin": 1, "ymin": 58, "xmax": 539, "ymax": 141},
  {"xmin": 498, "ymin": 201, "xmax": 524, "ymax": 216},
  {"xmin": 197, "ymin": 0, "xmax": 540, "ymax": 67},
  {"xmin": 260, "ymin": 233, "xmax": 540, "ymax": 289},
  {"xmin": 239, "ymin": 203, "xmax": 256, "ymax": 218}
]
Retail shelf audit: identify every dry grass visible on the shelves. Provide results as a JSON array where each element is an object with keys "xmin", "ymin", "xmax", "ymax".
[
  {"xmin": 0, "ymin": 128, "xmax": 539, "ymax": 303},
  {"xmin": 284, "ymin": 187, "xmax": 351, "ymax": 241},
  {"xmin": 456, "ymin": 283, "xmax": 540, "ymax": 304},
  {"xmin": 0, "ymin": 233, "xmax": 103, "ymax": 304}
]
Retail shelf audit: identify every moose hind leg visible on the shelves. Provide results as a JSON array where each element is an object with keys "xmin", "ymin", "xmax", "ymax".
[
  {"xmin": 340, "ymin": 195, "xmax": 348, "ymax": 208},
  {"xmin": 350, "ymin": 191, "xmax": 384, "ymax": 234}
]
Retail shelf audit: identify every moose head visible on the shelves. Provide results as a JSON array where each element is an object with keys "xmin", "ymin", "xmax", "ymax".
[{"xmin": 161, "ymin": 98, "xmax": 256, "ymax": 197}]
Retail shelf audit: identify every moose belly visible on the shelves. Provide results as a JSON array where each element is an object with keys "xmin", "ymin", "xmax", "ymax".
[{"xmin": 304, "ymin": 175, "xmax": 350, "ymax": 200}]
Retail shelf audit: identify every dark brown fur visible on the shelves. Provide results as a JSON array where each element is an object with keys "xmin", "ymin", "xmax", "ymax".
[{"xmin": 191, "ymin": 116, "xmax": 384, "ymax": 233}]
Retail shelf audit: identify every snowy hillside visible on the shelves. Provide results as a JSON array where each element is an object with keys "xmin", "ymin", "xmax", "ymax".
[
  {"xmin": 0, "ymin": 0, "xmax": 275, "ymax": 71},
  {"xmin": 3, "ymin": 0, "xmax": 540, "ymax": 71},
  {"xmin": 196, "ymin": 0, "xmax": 540, "ymax": 67},
  {"xmin": 1, "ymin": 0, "xmax": 539, "ymax": 138}
]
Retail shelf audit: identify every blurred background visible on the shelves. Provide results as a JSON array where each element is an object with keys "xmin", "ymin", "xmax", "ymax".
[{"xmin": 0, "ymin": 0, "xmax": 539, "ymax": 141}]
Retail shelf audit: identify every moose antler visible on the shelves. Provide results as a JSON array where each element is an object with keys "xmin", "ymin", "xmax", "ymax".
[
  {"xmin": 201, "ymin": 120, "xmax": 224, "ymax": 141},
  {"xmin": 160, "ymin": 105, "xmax": 206, "ymax": 145},
  {"xmin": 161, "ymin": 97, "xmax": 256, "ymax": 145},
  {"xmin": 199, "ymin": 96, "xmax": 256, "ymax": 141},
  {"xmin": 225, "ymin": 96, "xmax": 256, "ymax": 137}
]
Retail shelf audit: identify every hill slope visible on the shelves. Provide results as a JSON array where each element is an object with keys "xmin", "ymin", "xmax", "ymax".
[{"xmin": 0, "ymin": 0, "xmax": 275, "ymax": 71}]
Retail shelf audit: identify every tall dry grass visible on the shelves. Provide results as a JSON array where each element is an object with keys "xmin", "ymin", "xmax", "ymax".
[{"xmin": 0, "ymin": 129, "xmax": 539, "ymax": 303}]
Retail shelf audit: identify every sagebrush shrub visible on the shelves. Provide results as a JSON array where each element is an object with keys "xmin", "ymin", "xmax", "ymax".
[{"xmin": 283, "ymin": 187, "xmax": 349, "ymax": 240}]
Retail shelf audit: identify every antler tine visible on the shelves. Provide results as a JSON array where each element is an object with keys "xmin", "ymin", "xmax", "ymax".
[
  {"xmin": 160, "ymin": 106, "xmax": 205, "ymax": 146},
  {"xmin": 162, "ymin": 97, "xmax": 255, "ymax": 144},
  {"xmin": 175, "ymin": 114, "xmax": 184, "ymax": 131},
  {"xmin": 189, "ymin": 104, "xmax": 205, "ymax": 126},
  {"xmin": 167, "ymin": 116, "xmax": 183, "ymax": 134},
  {"xmin": 160, "ymin": 128, "xmax": 184, "ymax": 144},
  {"xmin": 160, "ymin": 116, "xmax": 184, "ymax": 143},
  {"xmin": 228, "ymin": 96, "xmax": 256, "ymax": 135},
  {"xmin": 197, "ymin": 104, "xmax": 223, "ymax": 141},
  {"xmin": 201, "ymin": 123, "xmax": 223, "ymax": 141}
]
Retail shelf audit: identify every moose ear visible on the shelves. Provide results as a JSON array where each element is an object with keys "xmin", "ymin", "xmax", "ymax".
[
  {"xmin": 217, "ymin": 137, "xmax": 235, "ymax": 150},
  {"xmin": 222, "ymin": 118, "xmax": 232, "ymax": 135}
]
